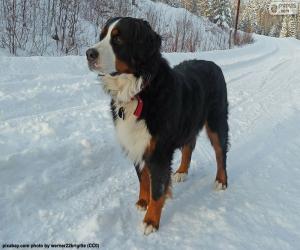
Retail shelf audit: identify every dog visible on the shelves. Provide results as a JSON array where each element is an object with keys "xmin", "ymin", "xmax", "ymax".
[{"xmin": 86, "ymin": 17, "xmax": 229, "ymax": 235}]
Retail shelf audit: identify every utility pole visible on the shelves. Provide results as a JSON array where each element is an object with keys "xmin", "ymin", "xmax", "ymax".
[{"xmin": 234, "ymin": 0, "xmax": 241, "ymax": 43}]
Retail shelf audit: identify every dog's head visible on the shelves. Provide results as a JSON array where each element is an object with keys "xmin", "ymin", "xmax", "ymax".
[{"xmin": 86, "ymin": 17, "xmax": 161, "ymax": 76}]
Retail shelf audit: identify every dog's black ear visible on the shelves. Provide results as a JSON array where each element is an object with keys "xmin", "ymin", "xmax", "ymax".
[
  {"xmin": 132, "ymin": 19, "xmax": 161, "ymax": 62},
  {"xmin": 142, "ymin": 20, "xmax": 161, "ymax": 56},
  {"xmin": 105, "ymin": 17, "xmax": 121, "ymax": 27},
  {"xmin": 100, "ymin": 17, "xmax": 122, "ymax": 40}
]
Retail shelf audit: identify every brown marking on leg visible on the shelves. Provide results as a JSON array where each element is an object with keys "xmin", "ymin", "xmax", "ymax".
[
  {"xmin": 173, "ymin": 139, "xmax": 196, "ymax": 183},
  {"xmin": 205, "ymin": 123, "xmax": 227, "ymax": 187},
  {"xmin": 175, "ymin": 144, "xmax": 193, "ymax": 174},
  {"xmin": 143, "ymin": 194, "xmax": 166, "ymax": 231},
  {"xmin": 142, "ymin": 136, "xmax": 171, "ymax": 233},
  {"xmin": 136, "ymin": 138, "xmax": 157, "ymax": 210},
  {"xmin": 136, "ymin": 166, "xmax": 150, "ymax": 210}
]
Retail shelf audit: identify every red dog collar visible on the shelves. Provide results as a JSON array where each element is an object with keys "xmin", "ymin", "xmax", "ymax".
[
  {"xmin": 133, "ymin": 95, "xmax": 143, "ymax": 118},
  {"xmin": 131, "ymin": 74, "xmax": 151, "ymax": 119}
]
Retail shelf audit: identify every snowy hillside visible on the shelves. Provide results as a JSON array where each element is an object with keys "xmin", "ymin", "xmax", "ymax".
[
  {"xmin": 1, "ymin": 36, "xmax": 300, "ymax": 249},
  {"xmin": 0, "ymin": 0, "xmax": 231, "ymax": 56}
]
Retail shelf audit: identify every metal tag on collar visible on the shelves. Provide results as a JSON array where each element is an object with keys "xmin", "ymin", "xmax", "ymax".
[{"xmin": 118, "ymin": 107, "xmax": 125, "ymax": 120}]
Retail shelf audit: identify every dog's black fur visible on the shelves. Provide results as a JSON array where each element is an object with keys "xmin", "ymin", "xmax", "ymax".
[
  {"xmin": 105, "ymin": 17, "xmax": 229, "ymax": 201},
  {"xmin": 137, "ymin": 58, "xmax": 229, "ymax": 199}
]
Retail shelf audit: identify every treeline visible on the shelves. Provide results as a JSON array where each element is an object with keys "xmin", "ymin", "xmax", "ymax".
[
  {"xmin": 0, "ymin": 0, "xmax": 84, "ymax": 55},
  {"xmin": 238, "ymin": 0, "xmax": 300, "ymax": 38},
  {"xmin": 0, "ymin": 0, "xmax": 102, "ymax": 55},
  {"xmin": 0, "ymin": 0, "xmax": 250, "ymax": 56},
  {"xmin": 2, "ymin": 0, "xmax": 298, "ymax": 56},
  {"xmin": 161, "ymin": 0, "xmax": 300, "ymax": 39}
]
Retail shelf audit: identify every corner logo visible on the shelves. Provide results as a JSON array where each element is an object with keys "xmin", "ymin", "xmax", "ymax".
[{"xmin": 269, "ymin": 1, "xmax": 299, "ymax": 15}]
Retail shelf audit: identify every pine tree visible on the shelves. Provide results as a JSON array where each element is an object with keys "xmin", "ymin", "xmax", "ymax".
[
  {"xmin": 280, "ymin": 16, "xmax": 288, "ymax": 37},
  {"xmin": 290, "ymin": 16, "xmax": 296, "ymax": 37},
  {"xmin": 181, "ymin": 0, "xmax": 193, "ymax": 12},
  {"xmin": 160, "ymin": 0, "xmax": 181, "ymax": 8},
  {"xmin": 240, "ymin": 1, "xmax": 258, "ymax": 33},
  {"xmin": 210, "ymin": 0, "xmax": 232, "ymax": 29},
  {"xmin": 269, "ymin": 24, "xmax": 279, "ymax": 37},
  {"xmin": 256, "ymin": 0, "xmax": 272, "ymax": 35},
  {"xmin": 196, "ymin": 0, "xmax": 210, "ymax": 18},
  {"xmin": 280, "ymin": 15, "xmax": 296, "ymax": 38},
  {"xmin": 297, "ymin": 15, "xmax": 300, "ymax": 39}
]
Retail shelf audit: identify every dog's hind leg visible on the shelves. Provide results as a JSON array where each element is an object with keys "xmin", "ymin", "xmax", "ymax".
[
  {"xmin": 173, "ymin": 138, "xmax": 196, "ymax": 183},
  {"xmin": 205, "ymin": 112, "xmax": 229, "ymax": 190}
]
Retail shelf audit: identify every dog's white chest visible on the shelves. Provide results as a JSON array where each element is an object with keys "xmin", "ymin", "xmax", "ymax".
[{"xmin": 115, "ymin": 100, "xmax": 151, "ymax": 165}]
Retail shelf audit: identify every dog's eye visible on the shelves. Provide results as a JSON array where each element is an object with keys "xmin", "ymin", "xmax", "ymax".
[{"xmin": 113, "ymin": 35, "xmax": 123, "ymax": 45}]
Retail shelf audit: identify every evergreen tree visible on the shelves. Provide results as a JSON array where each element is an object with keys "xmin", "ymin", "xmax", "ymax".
[
  {"xmin": 269, "ymin": 24, "xmax": 280, "ymax": 37},
  {"xmin": 280, "ymin": 16, "xmax": 288, "ymax": 37},
  {"xmin": 180, "ymin": 0, "xmax": 194, "ymax": 12},
  {"xmin": 159, "ymin": 0, "xmax": 181, "ymax": 8},
  {"xmin": 210, "ymin": 0, "xmax": 232, "ymax": 29},
  {"xmin": 196, "ymin": 0, "xmax": 210, "ymax": 18},
  {"xmin": 240, "ymin": 0, "xmax": 258, "ymax": 33},
  {"xmin": 290, "ymin": 16, "xmax": 296, "ymax": 37},
  {"xmin": 256, "ymin": 0, "xmax": 272, "ymax": 35},
  {"xmin": 297, "ymin": 15, "xmax": 300, "ymax": 39},
  {"xmin": 280, "ymin": 15, "xmax": 296, "ymax": 38}
]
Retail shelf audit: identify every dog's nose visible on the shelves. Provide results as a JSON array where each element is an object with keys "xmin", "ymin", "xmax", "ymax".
[{"xmin": 86, "ymin": 48, "xmax": 99, "ymax": 61}]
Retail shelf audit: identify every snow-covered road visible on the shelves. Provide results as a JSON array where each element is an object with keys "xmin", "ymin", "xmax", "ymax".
[{"xmin": 1, "ymin": 36, "xmax": 300, "ymax": 249}]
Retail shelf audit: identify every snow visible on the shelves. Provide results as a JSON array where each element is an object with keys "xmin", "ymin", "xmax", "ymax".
[{"xmin": 1, "ymin": 35, "xmax": 300, "ymax": 249}]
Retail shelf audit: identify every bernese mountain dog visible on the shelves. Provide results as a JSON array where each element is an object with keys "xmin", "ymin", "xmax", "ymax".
[{"xmin": 86, "ymin": 17, "xmax": 229, "ymax": 235}]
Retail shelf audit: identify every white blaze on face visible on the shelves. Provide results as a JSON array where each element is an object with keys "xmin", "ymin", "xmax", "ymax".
[{"xmin": 92, "ymin": 20, "xmax": 120, "ymax": 74}]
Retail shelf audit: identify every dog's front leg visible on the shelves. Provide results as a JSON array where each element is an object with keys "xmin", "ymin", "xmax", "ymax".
[
  {"xmin": 101, "ymin": 74, "xmax": 143, "ymax": 102},
  {"xmin": 135, "ymin": 164, "xmax": 151, "ymax": 211},
  {"xmin": 143, "ymin": 144, "xmax": 172, "ymax": 235}
]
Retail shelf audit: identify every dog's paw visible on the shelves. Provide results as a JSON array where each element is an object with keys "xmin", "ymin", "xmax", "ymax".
[
  {"xmin": 136, "ymin": 199, "xmax": 148, "ymax": 211},
  {"xmin": 142, "ymin": 222, "xmax": 158, "ymax": 236},
  {"xmin": 172, "ymin": 172, "xmax": 187, "ymax": 183},
  {"xmin": 214, "ymin": 180, "xmax": 227, "ymax": 191}
]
